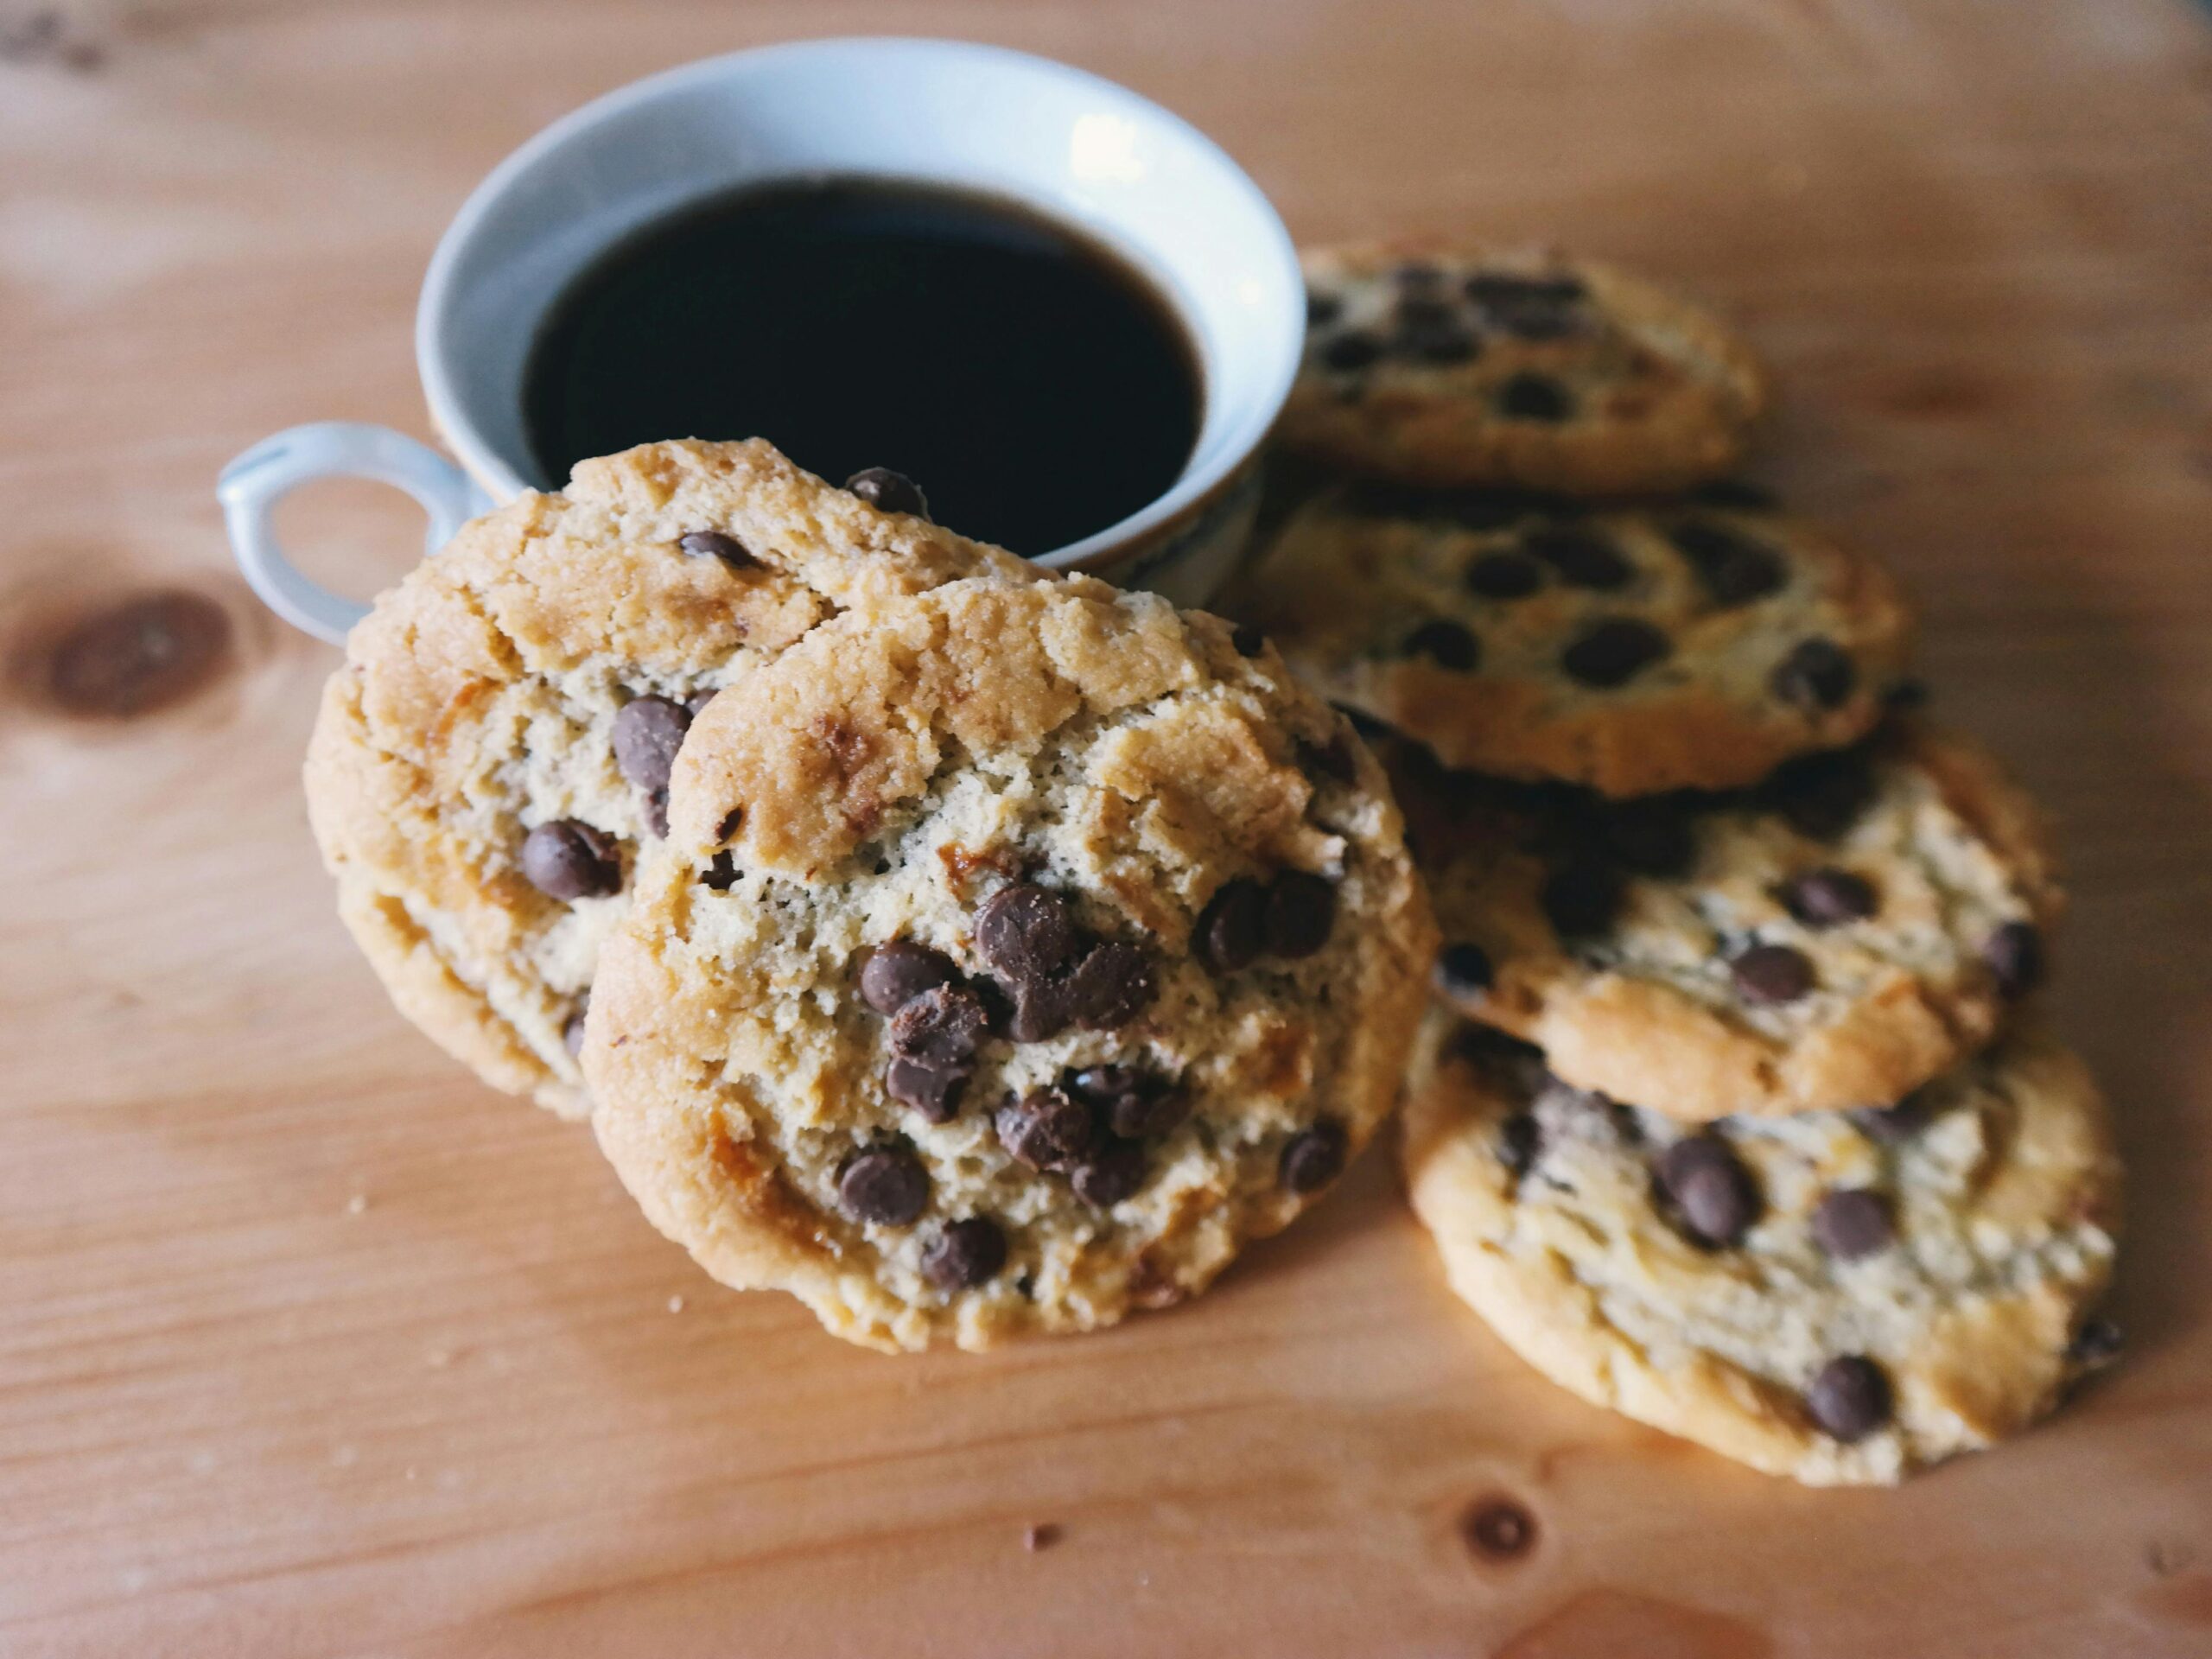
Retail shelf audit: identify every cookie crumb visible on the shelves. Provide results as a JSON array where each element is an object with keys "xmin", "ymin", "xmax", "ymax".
[
  {"xmin": 1024, "ymin": 1522, "xmax": 1063, "ymax": 1553},
  {"xmin": 666, "ymin": 1294, "xmax": 686, "ymax": 1313},
  {"xmin": 346, "ymin": 1193, "xmax": 368, "ymax": 1217}
]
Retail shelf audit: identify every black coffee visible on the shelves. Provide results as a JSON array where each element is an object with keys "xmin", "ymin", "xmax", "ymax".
[{"xmin": 522, "ymin": 178, "xmax": 1203, "ymax": 556}]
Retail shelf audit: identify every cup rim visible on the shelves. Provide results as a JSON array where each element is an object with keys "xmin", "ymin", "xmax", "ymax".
[{"xmin": 416, "ymin": 36, "xmax": 1303, "ymax": 572}]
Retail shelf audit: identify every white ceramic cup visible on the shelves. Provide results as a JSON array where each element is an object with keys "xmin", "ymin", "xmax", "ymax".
[{"xmin": 219, "ymin": 37, "xmax": 1304, "ymax": 644}]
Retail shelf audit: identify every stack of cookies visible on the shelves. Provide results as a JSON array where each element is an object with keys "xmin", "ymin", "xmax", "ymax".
[
  {"xmin": 301, "ymin": 245, "xmax": 2121, "ymax": 1488},
  {"xmin": 304, "ymin": 438, "xmax": 1434, "ymax": 1354},
  {"xmin": 1224, "ymin": 242, "xmax": 2123, "ymax": 1484}
]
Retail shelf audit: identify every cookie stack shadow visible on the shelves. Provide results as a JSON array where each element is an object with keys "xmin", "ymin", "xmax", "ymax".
[{"xmin": 1220, "ymin": 241, "xmax": 2124, "ymax": 1485}]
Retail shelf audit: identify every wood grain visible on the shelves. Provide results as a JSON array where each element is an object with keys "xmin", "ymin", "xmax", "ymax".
[{"xmin": 4, "ymin": 2, "xmax": 2211, "ymax": 1653}]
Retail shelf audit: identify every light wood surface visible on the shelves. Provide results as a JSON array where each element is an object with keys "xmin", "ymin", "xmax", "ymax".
[{"xmin": 5, "ymin": 2, "xmax": 2212, "ymax": 1654}]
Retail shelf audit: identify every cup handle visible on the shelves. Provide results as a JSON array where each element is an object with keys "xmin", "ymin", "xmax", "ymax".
[{"xmin": 218, "ymin": 422, "xmax": 495, "ymax": 645}]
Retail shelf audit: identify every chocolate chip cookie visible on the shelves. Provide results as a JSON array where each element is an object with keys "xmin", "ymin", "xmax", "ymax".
[
  {"xmin": 303, "ymin": 440, "xmax": 1022, "ymax": 1115},
  {"xmin": 583, "ymin": 575, "xmax": 1434, "ymax": 1351},
  {"xmin": 1402, "ymin": 1013, "xmax": 2122, "ymax": 1484},
  {"xmin": 1396, "ymin": 721, "xmax": 2062, "ymax": 1121},
  {"xmin": 1220, "ymin": 483, "xmax": 1915, "ymax": 796},
  {"xmin": 1286, "ymin": 245, "xmax": 1768, "ymax": 495}
]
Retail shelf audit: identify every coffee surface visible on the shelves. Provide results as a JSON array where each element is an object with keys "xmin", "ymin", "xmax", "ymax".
[{"xmin": 524, "ymin": 179, "xmax": 1202, "ymax": 556}]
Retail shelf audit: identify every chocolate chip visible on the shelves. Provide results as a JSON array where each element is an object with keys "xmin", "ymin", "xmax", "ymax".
[
  {"xmin": 860, "ymin": 940, "xmax": 962, "ymax": 1014},
  {"xmin": 685, "ymin": 688, "xmax": 720, "ymax": 718},
  {"xmin": 1263, "ymin": 872, "xmax": 1337, "ymax": 959},
  {"xmin": 1113, "ymin": 1086, "xmax": 1189, "ymax": 1141},
  {"xmin": 888, "ymin": 983, "xmax": 987, "ymax": 1066},
  {"xmin": 1434, "ymin": 942, "xmax": 1493, "ymax": 999},
  {"xmin": 1771, "ymin": 639, "xmax": 1857, "ymax": 712},
  {"xmin": 1812, "ymin": 1188, "xmax": 1894, "ymax": 1260},
  {"xmin": 1305, "ymin": 289, "xmax": 1343, "ymax": 328},
  {"xmin": 1067, "ymin": 1065, "xmax": 1141, "ymax": 1103},
  {"xmin": 921, "ymin": 1217, "xmax": 1007, "ymax": 1289},
  {"xmin": 1806, "ymin": 1356, "xmax": 1891, "ymax": 1441},
  {"xmin": 1983, "ymin": 921, "xmax": 2044, "ymax": 999},
  {"xmin": 612, "ymin": 695, "xmax": 692, "ymax": 796},
  {"xmin": 1671, "ymin": 519, "xmax": 1785, "ymax": 607},
  {"xmin": 1395, "ymin": 308, "xmax": 1480, "ymax": 364},
  {"xmin": 639, "ymin": 787, "xmax": 670, "ymax": 840},
  {"xmin": 1497, "ymin": 1110, "xmax": 1542, "ymax": 1179},
  {"xmin": 838, "ymin": 1147, "xmax": 930, "ymax": 1226},
  {"xmin": 1522, "ymin": 524, "xmax": 1631, "ymax": 590},
  {"xmin": 1322, "ymin": 331, "xmax": 1384, "ymax": 372},
  {"xmin": 1065, "ymin": 1067, "xmax": 1181, "ymax": 1138},
  {"xmin": 1658, "ymin": 1135, "xmax": 1762, "ymax": 1248},
  {"xmin": 1230, "ymin": 622, "xmax": 1267, "ymax": 658},
  {"xmin": 678, "ymin": 529, "xmax": 755, "ymax": 566},
  {"xmin": 1003, "ymin": 990, "xmax": 1068, "ymax": 1045},
  {"xmin": 1395, "ymin": 295, "xmax": 1458, "ymax": 327},
  {"xmin": 1777, "ymin": 868, "xmax": 1877, "ymax": 928},
  {"xmin": 1465, "ymin": 552, "xmax": 1543, "ymax": 600},
  {"xmin": 1560, "ymin": 619, "xmax": 1669, "ymax": 688},
  {"xmin": 1198, "ymin": 879, "xmax": 1268, "ymax": 974},
  {"xmin": 1496, "ymin": 372, "xmax": 1573, "ymax": 422},
  {"xmin": 1854, "ymin": 1090, "xmax": 1935, "ymax": 1145},
  {"xmin": 1394, "ymin": 261, "xmax": 1446, "ymax": 289},
  {"xmin": 1465, "ymin": 270, "xmax": 1587, "ymax": 308},
  {"xmin": 845, "ymin": 467, "xmax": 930, "ymax": 519},
  {"xmin": 1465, "ymin": 273, "xmax": 1589, "ymax": 340},
  {"xmin": 520, "ymin": 820, "xmax": 621, "ymax": 900},
  {"xmin": 562, "ymin": 999, "xmax": 588, "ymax": 1059},
  {"xmin": 887, "ymin": 1058, "xmax": 969, "ymax": 1124},
  {"xmin": 995, "ymin": 1088, "xmax": 1097, "ymax": 1172},
  {"xmin": 1071, "ymin": 1141, "xmax": 1148, "ymax": 1207},
  {"xmin": 1060, "ymin": 942, "xmax": 1157, "ymax": 1030},
  {"xmin": 2068, "ymin": 1317, "xmax": 2125, "ymax": 1369},
  {"xmin": 975, "ymin": 885, "xmax": 1082, "ymax": 984},
  {"xmin": 1280, "ymin": 1119, "xmax": 1349, "ymax": 1193},
  {"xmin": 1541, "ymin": 860, "xmax": 1624, "ymax": 939},
  {"xmin": 1403, "ymin": 619, "xmax": 1480, "ymax": 671},
  {"xmin": 1760, "ymin": 749, "xmax": 1878, "ymax": 841},
  {"xmin": 699, "ymin": 849, "xmax": 739, "ymax": 891},
  {"xmin": 1404, "ymin": 330, "xmax": 1480, "ymax": 366},
  {"xmin": 1730, "ymin": 943, "xmax": 1815, "ymax": 1005},
  {"xmin": 1600, "ymin": 801, "xmax": 1697, "ymax": 879}
]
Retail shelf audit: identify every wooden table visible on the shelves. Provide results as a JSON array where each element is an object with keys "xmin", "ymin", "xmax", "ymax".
[{"xmin": 5, "ymin": 2, "xmax": 2211, "ymax": 1652}]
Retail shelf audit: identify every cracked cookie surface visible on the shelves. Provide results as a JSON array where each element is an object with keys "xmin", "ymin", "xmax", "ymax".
[
  {"xmin": 1396, "ymin": 722, "xmax": 2061, "ymax": 1120},
  {"xmin": 1284, "ymin": 245, "xmax": 1768, "ymax": 495},
  {"xmin": 1222, "ymin": 482, "xmax": 1915, "ymax": 796},
  {"xmin": 1402, "ymin": 1012, "xmax": 2121, "ymax": 1484},
  {"xmin": 584, "ymin": 575, "xmax": 1435, "ymax": 1351},
  {"xmin": 303, "ymin": 439, "xmax": 1025, "ymax": 1114}
]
